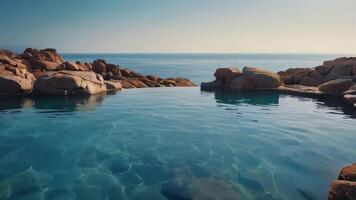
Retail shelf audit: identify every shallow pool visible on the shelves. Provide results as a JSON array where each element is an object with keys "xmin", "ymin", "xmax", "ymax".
[{"xmin": 0, "ymin": 87, "xmax": 355, "ymax": 200}]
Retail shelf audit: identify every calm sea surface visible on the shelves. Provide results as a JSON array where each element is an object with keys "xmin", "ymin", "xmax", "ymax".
[{"xmin": 0, "ymin": 54, "xmax": 355, "ymax": 200}]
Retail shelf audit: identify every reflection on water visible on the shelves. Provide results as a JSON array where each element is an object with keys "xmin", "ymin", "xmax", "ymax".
[
  {"xmin": 0, "ymin": 88, "xmax": 355, "ymax": 200},
  {"xmin": 0, "ymin": 93, "xmax": 109, "ymax": 114},
  {"xmin": 214, "ymin": 90, "xmax": 280, "ymax": 106}
]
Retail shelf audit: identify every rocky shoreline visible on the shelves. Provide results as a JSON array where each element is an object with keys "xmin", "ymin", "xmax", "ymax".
[
  {"xmin": 0, "ymin": 48, "xmax": 196, "ymax": 96},
  {"xmin": 201, "ymin": 57, "xmax": 356, "ymax": 107}
]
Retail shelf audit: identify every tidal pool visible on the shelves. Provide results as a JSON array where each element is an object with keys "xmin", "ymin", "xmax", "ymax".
[{"xmin": 0, "ymin": 87, "xmax": 355, "ymax": 200}]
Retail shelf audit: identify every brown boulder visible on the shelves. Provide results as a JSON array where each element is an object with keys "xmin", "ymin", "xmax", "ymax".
[
  {"xmin": 344, "ymin": 95, "xmax": 356, "ymax": 107},
  {"xmin": 353, "ymin": 66, "xmax": 356, "ymax": 76},
  {"xmin": 22, "ymin": 48, "xmax": 64, "ymax": 71},
  {"xmin": 329, "ymin": 180, "xmax": 356, "ymax": 200},
  {"xmin": 242, "ymin": 67, "xmax": 283, "ymax": 88},
  {"xmin": 0, "ymin": 65, "xmax": 35, "ymax": 94},
  {"xmin": 318, "ymin": 79, "xmax": 353, "ymax": 95},
  {"xmin": 324, "ymin": 57, "xmax": 356, "ymax": 77},
  {"xmin": 33, "ymin": 70, "xmax": 106, "ymax": 95},
  {"xmin": 59, "ymin": 61, "xmax": 92, "ymax": 71},
  {"xmin": 201, "ymin": 80, "xmax": 223, "ymax": 91},
  {"xmin": 229, "ymin": 76, "xmax": 256, "ymax": 89},
  {"xmin": 299, "ymin": 77, "xmax": 320, "ymax": 86},
  {"xmin": 92, "ymin": 59, "xmax": 107, "ymax": 74},
  {"xmin": 338, "ymin": 164, "xmax": 356, "ymax": 182},
  {"xmin": 0, "ymin": 50, "xmax": 29, "ymax": 70},
  {"xmin": 105, "ymin": 80, "xmax": 122, "ymax": 91},
  {"xmin": 214, "ymin": 67, "xmax": 242, "ymax": 84}
]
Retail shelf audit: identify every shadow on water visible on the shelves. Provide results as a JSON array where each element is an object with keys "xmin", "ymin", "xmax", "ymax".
[
  {"xmin": 210, "ymin": 89, "xmax": 356, "ymax": 118},
  {"xmin": 0, "ymin": 92, "xmax": 111, "ymax": 113}
]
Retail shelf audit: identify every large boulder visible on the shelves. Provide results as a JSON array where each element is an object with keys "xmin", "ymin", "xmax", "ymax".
[
  {"xmin": 329, "ymin": 163, "xmax": 356, "ymax": 200},
  {"xmin": 0, "ymin": 65, "xmax": 35, "ymax": 94},
  {"xmin": 33, "ymin": 70, "xmax": 106, "ymax": 95},
  {"xmin": 329, "ymin": 180, "xmax": 356, "ymax": 200},
  {"xmin": 242, "ymin": 67, "xmax": 283, "ymax": 88},
  {"xmin": 324, "ymin": 57, "xmax": 356, "ymax": 77},
  {"xmin": 214, "ymin": 67, "xmax": 242, "ymax": 85},
  {"xmin": 22, "ymin": 48, "xmax": 64, "ymax": 71},
  {"xmin": 229, "ymin": 76, "xmax": 256, "ymax": 89},
  {"xmin": 318, "ymin": 79, "xmax": 353, "ymax": 95}
]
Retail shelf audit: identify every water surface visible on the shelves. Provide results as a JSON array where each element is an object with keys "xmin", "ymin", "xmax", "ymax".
[{"xmin": 0, "ymin": 88, "xmax": 355, "ymax": 200}]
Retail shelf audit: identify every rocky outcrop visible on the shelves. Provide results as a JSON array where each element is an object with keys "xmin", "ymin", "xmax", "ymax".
[
  {"xmin": 201, "ymin": 66, "xmax": 283, "ymax": 91},
  {"xmin": 22, "ymin": 48, "xmax": 64, "ymax": 71},
  {"xmin": 278, "ymin": 57, "xmax": 356, "ymax": 86},
  {"xmin": 91, "ymin": 59, "xmax": 196, "ymax": 89},
  {"xmin": 202, "ymin": 57, "xmax": 356, "ymax": 107},
  {"xmin": 329, "ymin": 164, "xmax": 356, "ymax": 200},
  {"xmin": 0, "ymin": 48, "xmax": 196, "ymax": 95}
]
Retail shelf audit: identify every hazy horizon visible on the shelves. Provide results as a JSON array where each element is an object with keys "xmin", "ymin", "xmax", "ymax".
[{"xmin": 1, "ymin": 0, "xmax": 355, "ymax": 54}]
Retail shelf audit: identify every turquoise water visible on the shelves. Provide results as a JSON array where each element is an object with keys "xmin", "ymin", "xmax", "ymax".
[
  {"xmin": 63, "ymin": 53, "xmax": 352, "ymax": 84},
  {"xmin": 0, "ymin": 88, "xmax": 355, "ymax": 200}
]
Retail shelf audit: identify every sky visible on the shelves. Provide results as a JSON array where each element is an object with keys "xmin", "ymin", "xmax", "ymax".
[{"xmin": 0, "ymin": 0, "xmax": 355, "ymax": 53}]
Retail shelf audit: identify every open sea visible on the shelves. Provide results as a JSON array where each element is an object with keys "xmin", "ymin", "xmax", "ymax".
[{"xmin": 0, "ymin": 54, "xmax": 355, "ymax": 200}]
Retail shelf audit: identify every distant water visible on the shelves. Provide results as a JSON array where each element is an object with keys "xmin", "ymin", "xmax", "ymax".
[
  {"xmin": 64, "ymin": 53, "xmax": 352, "ymax": 84},
  {"xmin": 0, "ymin": 88, "xmax": 355, "ymax": 200}
]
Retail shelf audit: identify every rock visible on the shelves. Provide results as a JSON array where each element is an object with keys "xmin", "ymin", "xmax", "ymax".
[
  {"xmin": 214, "ymin": 67, "xmax": 242, "ymax": 85},
  {"xmin": 299, "ymin": 77, "xmax": 320, "ymax": 86},
  {"xmin": 200, "ymin": 80, "xmax": 223, "ymax": 91},
  {"xmin": 0, "ymin": 49, "xmax": 29, "ymax": 70},
  {"xmin": 33, "ymin": 70, "xmax": 106, "ymax": 95},
  {"xmin": 105, "ymin": 80, "xmax": 122, "ymax": 91},
  {"xmin": 0, "ymin": 65, "xmax": 35, "ymax": 94},
  {"xmin": 161, "ymin": 182, "xmax": 193, "ymax": 200},
  {"xmin": 0, "ymin": 168, "xmax": 41, "ymax": 199},
  {"xmin": 323, "ymin": 57, "xmax": 356, "ymax": 77},
  {"xmin": 353, "ymin": 66, "xmax": 356, "ymax": 76},
  {"xmin": 318, "ymin": 79, "xmax": 353, "ymax": 95},
  {"xmin": 328, "ymin": 163, "xmax": 356, "ymax": 200},
  {"xmin": 329, "ymin": 180, "xmax": 356, "ymax": 200},
  {"xmin": 338, "ymin": 163, "xmax": 356, "ymax": 182},
  {"xmin": 92, "ymin": 59, "xmax": 107, "ymax": 74},
  {"xmin": 59, "ymin": 61, "xmax": 92, "ymax": 71},
  {"xmin": 230, "ymin": 76, "xmax": 256, "ymax": 89},
  {"xmin": 316, "ymin": 65, "xmax": 333, "ymax": 75},
  {"xmin": 344, "ymin": 84, "xmax": 356, "ymax": 95},
  {"xmin": 343, "ymin": 95, "xmax": 356, "ymax": 107},
  {"xmin": 147, "ymin": 75, "xmax": 160, "ymax": 82},
  {"xmin": 242, "ymin": 67, "xmax": 283, "ymax": 88},
  {"xmin": 22, "ymin": 48, "xmax": 64, "ymax": 70},
  {"xmin": 174, "ymin": 77, "xmax": 197, "ymax": 87}
]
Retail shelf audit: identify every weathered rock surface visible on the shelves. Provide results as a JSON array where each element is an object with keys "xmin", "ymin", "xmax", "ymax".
[
  {"xmin": 0, "ymin": 50, "xmax": 36, "ymax": 95},
  {"xmin": 318, "ymin": 79, "xmax": 353, "ymax": 95},
  {"xmin": 33, "ymin": 71, "xmax": 106, "ymax": 95},
  {"xmin": 201, "ymin": 66, "xmax": 282, "ymax": 91},
  {"xmin": 329, "ymin": 163, "xmax": 356, "ymax": 200},
  {"xmin": 0, "ymin": 48, "xmax": 196, "ymax": 95},
  {"xmin": 22, "ymin": 48, "xmax": 64, "ymax": 71},
  {"xmin": 278, "ymin": 57, "xmax": 356, "ymax": 86}
]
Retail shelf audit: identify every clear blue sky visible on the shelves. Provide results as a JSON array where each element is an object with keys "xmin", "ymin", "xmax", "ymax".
[{"xmin": 1, "ymin": 0, "xmax": 355, "ymax": 53}]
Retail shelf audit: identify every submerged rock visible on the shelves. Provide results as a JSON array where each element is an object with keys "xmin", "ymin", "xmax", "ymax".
[{"xmin": 0, "ymin": 168, "xmax": 41, "ymax": 199}]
